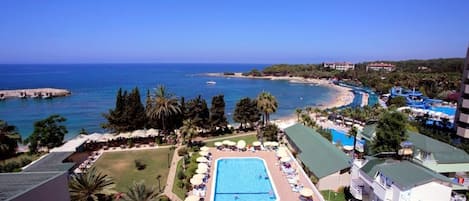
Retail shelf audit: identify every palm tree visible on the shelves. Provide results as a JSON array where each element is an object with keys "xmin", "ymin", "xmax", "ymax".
[
  {"xmin": 156, "ymin": 174, "xmax": 162, "ymax": 193},
  {"xmin": 295, "ymin": 108, "xmax": 302, "ymax": 122},
  {"xmin": 146, "ymin": 85, "xmax": 181, "ymax": 134},
  {"xmin": 348, "ymin": 126, "xmax": 358, "ymax": 159},
  {"xmin": 256, "ymin": 91, "xmax": 278, "ymax": 125},
  {"xmin": 69, "ymin": 168, "xmax": 115, "ymax": 201},
  {"xmin": 0, "ymin": 120, "xmax": 21, "ymax": 159},
  {"xmin": 123, "ymin": 182, "xmax": 159, "ymax": 201},
  {"xmin": 180, "ymin": 119, "xmax": 197, "ymax": 144}
]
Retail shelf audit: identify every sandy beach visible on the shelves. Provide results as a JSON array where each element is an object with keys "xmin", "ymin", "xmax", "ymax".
[
  {"xmin": 206, "ymin": 72, "xmax": 354, "ymax": 110},
  {"xmin": 205, "ymin": 72, "xmax": 355, "ymax": 129}
]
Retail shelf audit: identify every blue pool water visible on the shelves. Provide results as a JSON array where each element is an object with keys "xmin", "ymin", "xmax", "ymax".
[
  {"xmin": 214, "ymin": 158, "xmax": 277, "ymax": 201},
  {"xmin": 331, "ymin": 129, "xmax": 354, "ymax": 146},
  {"xmin": 430, "ymin": 106, "xmax": 456, "ymax": 116}
]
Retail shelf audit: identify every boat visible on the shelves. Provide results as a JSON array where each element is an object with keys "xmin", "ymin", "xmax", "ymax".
[{"xmin": 206, "ymin": 81, "xmax": 216, "ymax": 85}]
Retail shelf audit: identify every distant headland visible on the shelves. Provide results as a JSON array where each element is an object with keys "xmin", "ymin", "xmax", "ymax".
[{"xmin": 0, "ymin": 88, "xmax": 71, "ymax": 100}]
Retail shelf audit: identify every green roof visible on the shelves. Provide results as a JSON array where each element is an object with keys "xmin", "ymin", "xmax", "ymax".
[
  {"xmin": 361, "ymin": 159, "xmax": 452, "ymax": 190},
  {"xmin": 285, "ymin": 124, "xmax": 351, "ymax": 179},
  {"xmin": 408, "ymin": 132, "xmax": 469, "ymax": 164},
  {"xmin": 360, "ymin": 124, "xmax": 377, "ymax": 141},
  {"xmin": 357, "ymin": 124, "xmax": 469, "ymax": 164}
]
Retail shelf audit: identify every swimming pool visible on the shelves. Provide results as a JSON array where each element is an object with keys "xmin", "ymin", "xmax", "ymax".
[
  {"xmin": 212, "ymin": 158, "xmax": 278, "ymax": 201},
  {"xmin": 331, "ymin": 129, "xmax": 354, "ymax": 146},
  {"xmin": 430, "ymin": 106, "xmax": 456, "ymax": 116}
]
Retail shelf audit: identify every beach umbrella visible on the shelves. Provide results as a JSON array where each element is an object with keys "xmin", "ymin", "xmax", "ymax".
[
  {"xmin": 199, "ymin": 151, "xmax": 209, "ymax": 156},
  {"xmin": 198, "ymin": 163, "xmax": 209, "ymax": 170},
  {"xmin": 252, "ymin": 141, "xmax": 261, "ymax": 146},
  {"xmin": 185, "ymin": 195, "xmax": 200, "ymax": 201},
  {"xmin": 237, "ymin": 140, "xmax": 246, "ymax": 149},
  {"xmin": 228, "ymin": 141, "xmax": 237, "ymax": 146},
  {"xmin": 193, "ymin": 173, "xmax": 205, "ymax": 180},
  {"xmin": 222, "ymin": 140, "xmax": 231, "ymax": 145},
  {"xmin": 270, "ymin": 142, "xmax": 279, "ymax": 147},
  {"xmin": 190, "ymin": 178, "xmax": 203, "ymax": 186},
  {"xmin": 214, "ymin": 142, "xmax": 223, "ymax": 147},
  {"xmin": 196, "ymin": 157, "xmax": 209, "ymax": 163},
  {"xmin": 276, "ymin": 150, "xmax": 288, "ymax": 158},
  {"xmin": 200, "ymin": 146, "xmax": 210, "ymax": 151},
  {"xmin": 300, "ymin": 188, "xmax": 314, "ymax": 197},
  {"xmin": 264, "ymin": 141, "xmax": 272, "ymax": 147},
  {"xmin": 196, "ymin": 167, "xmax": 208, "ymax": 174},
  {"xmin": 280, "ymin": 156, "xmax": 291, "ymax": 163}
]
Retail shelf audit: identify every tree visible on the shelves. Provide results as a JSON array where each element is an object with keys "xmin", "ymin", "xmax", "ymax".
[
  {"xmin": 25, "ymin": 115, "xmax": 67, "ymax": 153},
  {"xmin": 0, "ymin": 120, "xmax": 21, "ymax": 160},
  {"xmin": 156, "ymin": 174, "xmax": 162, "ymax": 193},
  {"xmin": 257, "ymin": 91, "xmax": 278, "ymax": 125},
  {"xmin": 102, "ymin": 88, "xmax": 127, "ymax": 132},
  {"xmin": 233, "ymin": 97, "xmax": 260, "ymax": 129},
  {"xmin": 125, "ymin": 87, "xmax": 146, "ymax": 131},
  {"xmin": 209, "ymin": 95, "xmax": 228, "ymax": 131},
  {"xmin": 262, "ymin": 124, "xmax": 279, "ymax": 142},
  {"xmin": 146, "ymin": 85, "xmax": 181, "ymax": 134},
  {"xmin": 69, "ymin": 168, "xmax": 115, "ymax": 201},
  {"xmin": 387, "ymin": 96, "xmax": 407, "ymax": 108},
  {"xmin": 180, "ymin": 119, "xmax": 197, "ymax": 144},
  {"xmin": 348, "ymin": 126, "xmax": 358, "ymax": 157},
  {"xmin": 295, "ymin": 108, "xmax": 302, "ymax": 122},
  {"xmin": 123, "ymin": 182, "xmax": 158, "ymax": 201},
  {"xmin": 186, "ymin": 95, "xmax": 210, "ymax": 130},
  {"xmin": 371, "ymin": 111, "xmax": 408, "ymax": 153}
]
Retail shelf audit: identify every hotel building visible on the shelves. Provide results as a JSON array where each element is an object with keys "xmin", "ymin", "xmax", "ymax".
[{"xmin": 456, "ymin": 47, "xmax": 469, "ymax": 138}]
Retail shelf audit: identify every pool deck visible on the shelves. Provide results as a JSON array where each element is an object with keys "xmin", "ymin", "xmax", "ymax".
[{"xmin": 204, "ymin": 147, "xmax": 323, "ymax": 201}]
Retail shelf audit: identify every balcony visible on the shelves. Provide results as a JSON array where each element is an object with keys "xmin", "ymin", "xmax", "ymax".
[
  {"xmin": 460, "ymin": 114, "xmax": 469, "ymax": 124},
  {"xmin": 465, "ymin": 85, "xmax": 469, "ymax": 94},
  {"xmin": 457, "ymin": 127, "xmax": 469, "ymax": 138},
  {"xmin": 463, "ymin": 100, "xmax": 469, "ymax": 109},
  {"xmin": 350, "ymin": 179, "xmax": 364, "ymax": 200}
]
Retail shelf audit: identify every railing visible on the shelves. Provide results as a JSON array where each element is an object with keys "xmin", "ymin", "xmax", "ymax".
[{"xmin": 285, "ymin": 146, "xmax": 326, "ymax": 201}]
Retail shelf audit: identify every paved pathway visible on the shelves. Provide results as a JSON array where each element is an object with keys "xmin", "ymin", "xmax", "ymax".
[{"xmin": 163, "ymin": 145, "xmax": 183, "ymax": 201}]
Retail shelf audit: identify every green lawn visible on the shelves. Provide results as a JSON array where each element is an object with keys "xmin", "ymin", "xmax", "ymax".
[
  {"xmin": 320, "ymin": 190, "xmax": 346, "ymax": 201},
  {"xmin": 204, "ymin": 134, "xmax": 257, "ymax": 147},
  {"xmin": 172, "ymin": 159, "xmax": 185, "ymax": 200},
  {"xmin": 93, "ymin": 148, "xmax": 174, "ymax": 192}
]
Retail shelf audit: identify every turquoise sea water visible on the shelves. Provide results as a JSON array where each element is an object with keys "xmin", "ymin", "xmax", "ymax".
[
  {"xmin": 0, "ymin": 64, "xmax": 338, "ymax": 139},
  {"xmin": 214, "ymin": 158, "xmax": 276, "ymax": 201}
]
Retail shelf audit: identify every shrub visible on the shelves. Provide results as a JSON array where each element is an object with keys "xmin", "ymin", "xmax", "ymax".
[
  {"xmin": 177, "ymin": 169, "xmax": 185, "ymax": 180},
  {"xmin": 134, "ymin": 160, "xmax": 146, "ymax": 170},
  {"xmin": 176, "ymin": 180, "xmax": 184, "ymax": 188},
  {"xmin": 155, "ymin": 137, "xmax": 162, "ymax": 144},
  {"xmin": 158, "ymin": 195, "xmax": 171, "ymax": 201},
  {"xmin": 177, "ymin": 147, "xmax": 188, "ymax": 156}
]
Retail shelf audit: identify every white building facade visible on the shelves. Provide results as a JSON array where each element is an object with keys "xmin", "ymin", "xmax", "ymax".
[
  {"xmin": 366, "ymin": 63, "xmax": 396, "ymax": 72},
  {"xmin": 323, "ymin": 62, "xmax": 355, "ymax": 71}
]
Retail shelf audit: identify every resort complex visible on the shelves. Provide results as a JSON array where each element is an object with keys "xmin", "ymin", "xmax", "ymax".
[{"xmin": 1, "ymin": 1, "xmax": 469, "ymax": 201}]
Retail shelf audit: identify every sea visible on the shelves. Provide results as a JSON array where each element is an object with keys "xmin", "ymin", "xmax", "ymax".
[{"xmin": 0, "ymin": 64, "xmax": 338, "ymax": 139}]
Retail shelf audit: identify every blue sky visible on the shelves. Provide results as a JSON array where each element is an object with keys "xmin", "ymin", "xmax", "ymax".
[{"xmin": 0, "ymin": 0, "xmax": 468, "ymax": 64}]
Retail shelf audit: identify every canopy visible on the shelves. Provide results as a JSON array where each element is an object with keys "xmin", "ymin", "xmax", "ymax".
[
  {"xmin": 300, "ymin": 187, "xmax": 314, "ymax": 197},
  {"xmin": 184, "ymin": 195, "xmax": 200, "ymax": 201},
  {"xmin": 200, "ymin": 146, "xmax": 210, "ymax": 151},
  {"xmin": 146, "ymin": 128, "xmax": 158, "ymax": 136},
  {"xmin": 280, "ymin": 156, "xmax": 291, "ymax": 163},
  {"xmin": 214, "ymin": 142, "xmax": 223, "ymax": 147},
  {"xmin": 190, "ymin": 178, "xmax": 203, "ymax": 186},
  {"xmin": 199, "ymin": 151, "xmax": 209, "ymax": 156},
  {"xmin": 131, "ymin": 129, "xmax": 147, "ymax": 138},
  {"xmin": 237, "ymin": 140, "xmax": 246, "ymax": 149},
  {"xmin": 196, "ymin": 167, "xmax": 208, "ymax": 174},
  {"xmin": 196, "ymin": 157, "xmax": 209, "ymax": 163},
  {"xmin": 198, "ymin": 163, "xmax": 209, "ymax": 170},
  {"xmin": 252, "ymin": 141, "xmax": 261, "ymax": 146}
]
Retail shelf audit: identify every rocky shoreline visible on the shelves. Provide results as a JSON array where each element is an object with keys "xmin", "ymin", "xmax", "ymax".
[{"xmin": 0, "ymin": 88, "xmax": 71, "ymax": 99}]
